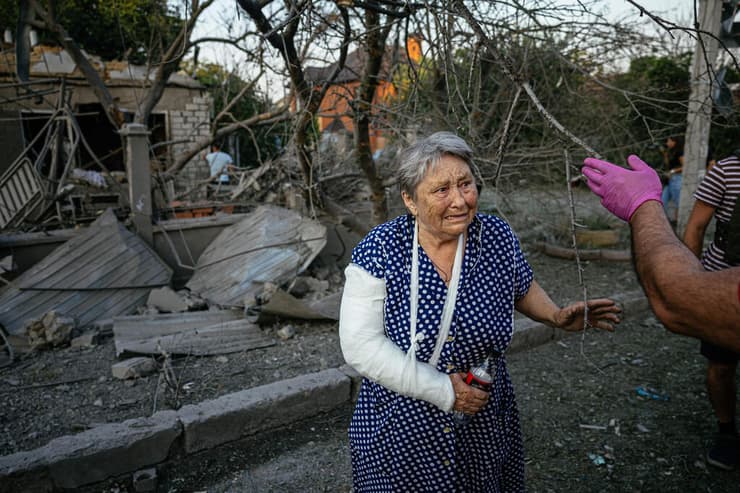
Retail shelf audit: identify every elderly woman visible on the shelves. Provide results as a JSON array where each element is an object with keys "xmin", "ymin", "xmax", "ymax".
[{"xmin": 339, "ymin": 132, "xmax": 621, "ymax": 492}]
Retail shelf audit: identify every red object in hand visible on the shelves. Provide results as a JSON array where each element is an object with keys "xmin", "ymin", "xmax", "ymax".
[{"xmin": 463, "ymin": 364, "xmax": 493, "ymax": 391}]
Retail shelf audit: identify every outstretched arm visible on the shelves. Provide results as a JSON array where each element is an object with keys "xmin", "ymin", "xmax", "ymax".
[
  {"xmin": 515, "ymin": 280, "xmax": 621, "ymax": 332},
  {"xmin": 582, "ymin": 155, "xmax": 740, "ymax": 352},
  {"xmin": 629, "ymin": 201, "xmax": 740, "ymax": 352}
]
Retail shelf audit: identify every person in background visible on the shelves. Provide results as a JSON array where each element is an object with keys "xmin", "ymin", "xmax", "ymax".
[
  {"xmin": 340, "ymin": 132, "xmax": 621, "ymax": 492},
  {"xmin": 581, "ymin": 154, "xmax": 740, "ymax": 354},
  {"xmin": 660, "ymin": 135, "xmax": 685, "ymax": 225},
  {"xmin": 683, "ymin": 151, "xmax": 740, "ymax": 470},
  {"xmin": 204, "ymin": 143, "xmax": 233, "ymax": 184}
]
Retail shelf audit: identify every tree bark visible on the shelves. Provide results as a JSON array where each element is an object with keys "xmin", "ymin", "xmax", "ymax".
[{"xmin": 353, "ymin": 7, "xmax": 396, "ymax": 226}]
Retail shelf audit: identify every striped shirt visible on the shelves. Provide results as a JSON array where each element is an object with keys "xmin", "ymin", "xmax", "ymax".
[{"xmin": 693, "ymin": 154, "xmax": 740, "ymax": 271}]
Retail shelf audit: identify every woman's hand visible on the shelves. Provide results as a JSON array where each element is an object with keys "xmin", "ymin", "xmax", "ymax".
[
  {"xmin": 449, "ymin": 373, "xmax": 490, "ymax": 415},
  {"xmin": 554, "ymin": 298, "xmax": 621, "ymax": 332}
]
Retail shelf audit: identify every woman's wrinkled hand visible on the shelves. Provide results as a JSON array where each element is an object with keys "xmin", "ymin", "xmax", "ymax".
[
  {"xmin": 554, "ymin": 298, "xmax": 622, "ymax": 332},
  {"xmin": 449, "ymin": 373, "xmax": 490, "ymax": 415}
]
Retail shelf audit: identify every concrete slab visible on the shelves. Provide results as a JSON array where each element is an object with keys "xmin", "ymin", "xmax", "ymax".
[
  {"xmin": 0, "ymin": 410, "xmax": 180, "ymax": 491},
  {"xmin": 178, "ymin": 368, "xmax": 350, "ymax": 454}
]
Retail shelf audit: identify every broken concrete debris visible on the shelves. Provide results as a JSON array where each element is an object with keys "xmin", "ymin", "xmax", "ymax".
[
  {"xmin": 113, "ymin": 310, "xmax": 275, "ymax": 357},
  {"xmin": 112, "ymin": 357, "xmax": 158, "ymax": 380},
  {"xmin": 146, "ymin": 287, "xmax": 189, "ymax": 313},
  {"xmin": 277, "ymin": 324, "xmax": 296, "ymax": 340},
  {"xmin": 24, "ymin": 311, "xmax": 76, "ymax": 350},
  {"xmin": 70, "ymin": 330, "xmax": 100, "ymax": 349},
  {"xmin": 133, "ymin": 467, "xmax": 158, "ymax": 493},
  {"xmin": 186, "ymin": 205, "xmax": 327, "ymax": 307}
]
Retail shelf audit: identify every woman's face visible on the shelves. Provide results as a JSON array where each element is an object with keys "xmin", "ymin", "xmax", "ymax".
[
  {"xmin": 666, "ymin": 137, "xmax": 676, "ymax": 149},
  {"xmin": 402, "ymin": 154, "xmax": 478, "ymax": 243}
]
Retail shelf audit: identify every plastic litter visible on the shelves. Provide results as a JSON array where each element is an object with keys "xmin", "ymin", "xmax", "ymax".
[
  {"xmin": 636, "ymin": 385, "xmax": 669, "ymax": 401},
  {"xmin": 588, "ymin": 453, "xmax": 606, "ymax": 466}
]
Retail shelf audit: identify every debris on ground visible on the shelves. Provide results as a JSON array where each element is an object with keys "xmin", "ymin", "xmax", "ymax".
[
  {"xmin": 0, "ymin": 209, "xmax": 172, "ymax": 338},
  {"xmin": 111, "ymin": 357, "xmax": 158, "ymax": 380},
  {"xmin": 24, "ymin": 311, "xmax": 76, "ymax": 350},
  {"xmin": 146, "ymin": 287, "xmax": 189, "ymax": 313},
  {"xmin": 258, "ymin": 289, "xmax": 341, "ymax": 322},
  {"xmin": 70, "ymin": 330, "xmax": 100, "ymax": 349},
  {"xmin": 635, "ymin": 385, "xmax": 670, "ymax": 401},
  {"xmin": 113, "ymin": 310, "xmax": 274, "ymax": 357},
  {"xmin": 185, "ymin": 205, "xmax": 327, "ymax": 307}
]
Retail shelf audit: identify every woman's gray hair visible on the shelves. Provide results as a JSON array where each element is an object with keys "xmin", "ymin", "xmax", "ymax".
[{"xmin": 396, "ymin": 131, "xmax": 474, "ymax": 198}]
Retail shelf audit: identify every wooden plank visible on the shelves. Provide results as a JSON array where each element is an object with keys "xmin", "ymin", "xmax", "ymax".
[
  {"xmin": 114, "ymin": 318, "xmax": 274, "ymax": 356},
  {"xmin": 260, "ymin": 289, "xmax": 341, "ymax": 321},
  {"xmin": 113, "ymin": 310, "xmax": 242, "ymax": 338}
]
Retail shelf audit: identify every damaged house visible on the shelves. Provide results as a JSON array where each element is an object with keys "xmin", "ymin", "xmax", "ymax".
[
  {"xmin": 0, "ymin": 43, "xmax": 337, "ymax": 367},
  {"xmin": 0, "ymin": 43, "xmax": 214, "ymax": 230}
]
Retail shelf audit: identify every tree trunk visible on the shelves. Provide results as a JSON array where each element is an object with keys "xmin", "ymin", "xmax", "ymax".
[{"xmin": 354, "ymin": 8, "xmax": 394, "ymax": 226}]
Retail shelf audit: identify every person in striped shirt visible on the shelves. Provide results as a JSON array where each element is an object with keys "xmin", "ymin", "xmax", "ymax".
[
  {"xmin": 683, "ymin": 152, "xmax": 740, "ymax": 471},
  {"xmin": 581, "ymin": 154, "xmax": 740, "ymax": 354}
]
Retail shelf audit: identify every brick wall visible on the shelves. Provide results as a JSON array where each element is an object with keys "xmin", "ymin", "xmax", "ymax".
[{"xmin": 169, "ymin": 93, "xmax": 212, "ymax": 187}]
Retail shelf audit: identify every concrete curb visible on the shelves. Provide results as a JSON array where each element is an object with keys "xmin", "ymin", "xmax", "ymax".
[
  {"xmin": 0, "ymin": 369, "xmax": 352, "ymax": 492},
  {"xmin": 0, "ymin": 291, "xmax": 648, "ymax": 491}
]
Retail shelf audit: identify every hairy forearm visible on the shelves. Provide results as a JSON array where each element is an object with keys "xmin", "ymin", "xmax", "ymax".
[{"xmin": 630, "ymin": 202, "xmax": 740, "ymax": 352}]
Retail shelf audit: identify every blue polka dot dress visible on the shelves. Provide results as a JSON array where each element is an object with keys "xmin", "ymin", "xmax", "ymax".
[{"xmin": 348, "ymin": 213, "xmax": 533, "ymax": 492}]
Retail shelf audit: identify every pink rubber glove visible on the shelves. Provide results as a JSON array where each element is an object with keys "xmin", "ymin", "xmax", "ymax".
[{"xmin": 582, "ymin": 154, "xmax": 663, "ymax": 222}]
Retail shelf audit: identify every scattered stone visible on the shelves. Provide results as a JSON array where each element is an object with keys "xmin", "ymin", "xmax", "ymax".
[
  {"xmin": 93, "ymin": 398, "xmax": 103, "ymax": 407},
  {"xmin": 277, "ymin": 324, "xmax": 296, "ymax": 340},
  {"xmin": 91, "ymin": 318, "xmax": 114, "ymax": 337},
  {"xmin": 133, "ymin": 467, "xmax": 158, "ymax": 492},
  {"xmin": 215, "ymin": 356, "xmax": 229, "ymax": 364},
  {"xmin": 290, "ymin": 276, "xmax": 330, "ymax": 298},
  {"xmin": 147, "ymin": 287, "xmax": 188, "ymax": 313},
  {"xmin": 636, "ymin": 423, "xmax": 650, "ymax": 433},
  {"xmin": 111, "ymin": 357, "xmax": 158, "ymax": 380},
  {"xmin": 70, "ymin": 330, "xmax": 100, "ymax": 349},
  {"xmin": 25, "ymin": 311, "xmax": 76, "ymax": 349},
  {"xmin": 2, "ymin": 376, "xmax": 20, "ymax": 386},
  {"xmin": 178, "ymin": 290, "xmax": 208, "ymax": 311},
  {"xmin": 257, "ymin": 282, "xmax": 279, "ymax": 305}
]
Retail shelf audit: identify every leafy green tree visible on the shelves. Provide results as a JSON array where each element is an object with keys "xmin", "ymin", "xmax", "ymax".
[{"xmin": 0, "ymin": 0, "xmax": 182, "ymax": 64}]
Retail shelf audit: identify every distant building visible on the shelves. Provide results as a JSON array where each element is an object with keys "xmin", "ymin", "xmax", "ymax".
[{"xmin": 304, "ymin": 35, "xmax": 422, "ymax": 154}]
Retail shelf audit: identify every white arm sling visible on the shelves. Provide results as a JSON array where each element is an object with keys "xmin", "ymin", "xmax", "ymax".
[{"xmin": 339, "ymin": 222, "xmax": 463, "ymax": 412}]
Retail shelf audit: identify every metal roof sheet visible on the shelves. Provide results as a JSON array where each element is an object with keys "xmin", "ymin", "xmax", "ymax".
[
  {"xmin": 186, "ymin": 205, "xmax": 327, "ymax": 307},
  {"xmin": 0, "ymin": 209, "xmax": 172, "ymax": 335}
]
